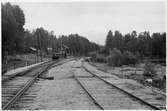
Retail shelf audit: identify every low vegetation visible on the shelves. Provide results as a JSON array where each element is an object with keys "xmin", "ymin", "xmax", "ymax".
[
  {"xmin": 143, "ymin": 62, "xmax": 157, "ymax": 78},
  {"xmin": 2, "ymin": 54, "xmax": 38, "ymax": 73},
  {"xmin": 106, "ymin": 48, "xmax": 138, "ymax": 66},
  {"xmin": 122, "ymin": 51, "xmax": 138, "ymax": 65},
  {"xmin": 107, "ymin": 48, "xmax": 123, "ymax": 66},
  {"xmin": 95, "ymin": 54, "xmax": 107, "ymax": 63},
  {"xmin": 90, "ymin": 48, "xmax": 139, "ymax": 67},
  {"xmin": 88, "ymin": 52, "xmax": 106, "ymax": 63},
  {"xmin": 142, "ymin": 62, "xmax": 166, "ymax": 89}
]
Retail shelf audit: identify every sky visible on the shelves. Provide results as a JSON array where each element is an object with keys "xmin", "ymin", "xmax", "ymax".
[{"xmin": 11, "ymin": 1, "xmax": 166, "ymax": 45}]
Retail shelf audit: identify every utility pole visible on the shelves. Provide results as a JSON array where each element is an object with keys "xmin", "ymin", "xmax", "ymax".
[
  {"xmin": 51, "ymin": 35, "xmax": 54, "ymax": 56},
  {"xmin": 39, "ymin": 32, "xmax": 42, "ymax": 62},
  {"xmin": 4, "ymin": 41, "xmax": 8, "ymax": 73},
  {"xmin": 61, "ymin": 38, "xmax": 62, "ymax": 51},
  {"xmin": 60, "ymin": 38, "xmax": 62, "ymax": 58},
  {"xmin": 37, "ymin": 32, "xmax": 42, "ymax": 62},
  {"xmin": 36, "ymin": 34, "xmax": 39, "ymax": 63}
]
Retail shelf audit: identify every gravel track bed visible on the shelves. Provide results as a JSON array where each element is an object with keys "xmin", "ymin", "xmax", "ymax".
[
  {"xmin": 74, "ymin": 67, "xmax": 152, "ymax": 109},
  {"xmin": 11, "ymin": 60, "xmax": 99, "ymax": 110},
  {"xmin": 83, "ymin": 61, "xmax": 166, "ymax": 109}
]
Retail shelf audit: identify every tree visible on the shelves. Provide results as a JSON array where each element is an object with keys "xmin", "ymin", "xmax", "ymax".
[
  {"xmin": 105, "ymin": 30, "xmax": 113, "ymax": 52},
  {"xmin": 131, "ymin": 30, "xmax": 137, "ymax": 38},
  {"xmin": 108, "ymin": 48, "xmax": 123, "ymax": 66},
  {"xmin": 138, "ymin": 31, "xmax": 151, "ymax": 57},
  {"xmin": 104, "ymin": 30, "xmax": 166, "ymax": 61},
  {"xmin": 151, "ymin": 32, "xmax": 166, "ymax": 59},
  {"xmin": 2, "ymin": 3, "xmax": 17, "ymax": 56},
  {"xmin": 114, "ymin": 30, "xmax": 124, "ymax": 51},
  {"xmin": 2, "ymin": 2, "xmax": 25, "ymax": 56},
  {"xmin": 12, "ymin": 5, "xmax": 25, "ymax": 53}
]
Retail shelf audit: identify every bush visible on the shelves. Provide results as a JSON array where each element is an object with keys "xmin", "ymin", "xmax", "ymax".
[
  {"xmin": 107, "ymin": 48, "xmax": 123, "ymax": 66},
  {"xmin": 88, "ymin": 52, "xmax": 106, "ymax": 63},
  {"xmin": 123, "ymin": 51, "xmax": 138, "ymax": 65},
  {"xmin": 143, "ymin": 62, "xmax": 157, "ymax": 78},
  {"xmin": 135, "ymin": 51, "xmax": 141, "ymax": 60},
  {"xmin": 95, "ymin": 54, "xmax": 107, "ymax": 63}
]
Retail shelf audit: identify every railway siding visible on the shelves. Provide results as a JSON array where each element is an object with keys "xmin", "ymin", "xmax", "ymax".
[
  {"xmin": 2, "ymin": 61, "xmax": 50, "ymax": 83},
  {"xmin": 2, "ymin": 60, "xmax": 57, "ymax": 110},
  {"xmin": 73, "ymin": 64, "xmax": 152, "ymax": 109},
  {"xmin": 83, "ymin": 61, "xmax": 166, "ymax": 109},
  {"xmin": 75, "ymin": 76, "xmax": 151, "ymax": 109}
]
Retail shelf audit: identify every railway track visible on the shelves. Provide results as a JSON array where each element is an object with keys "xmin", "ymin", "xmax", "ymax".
[
  {"xmin": 73, "ymin": 73, "xmax": 104, "ymax": 110},
  {"xmin": 2, "ymin": 58, "xmax": 74, "ymax": 83},
  {"xmin": 2, "ymin": 58, "xmax": 75, "ymax": 110},
  {"xmin": 89, "ymin": 61, "xmax": 166, "ymax": 96},
  {"xmin": 2, "ymin": 61, "xmax": 51, "ymax": 83},
  {"xmin": 72, "ymin": 60, "xmax": 161, "ymax": 110},
  {"xmin": 87, "ymin": 61, "xmax": 166, "ymax": 109},
  {"xmin": 2, "ymin": 60, "xmax": 57, "ymax": 110}
]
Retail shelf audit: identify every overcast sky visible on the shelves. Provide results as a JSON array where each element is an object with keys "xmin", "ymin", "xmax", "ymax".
[{"xmin": 11, "ymin": 1, "xmax": 165, "ymax": 45}]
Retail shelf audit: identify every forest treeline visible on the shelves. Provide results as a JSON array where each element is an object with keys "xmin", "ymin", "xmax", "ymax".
[
  {"xmin": 24, "ymin": 28, "xmax": 99, "ymax": 56},
  {"xmin": 2, "ymin": 3, "xmax": 25, "ymax": 56},
  {"xmin": 2, "ymin": 2, "xmax": 166, "ymax": 63},
  {"xmin": 2, "ymin": 2, "xmax": 99, "ymax": 62},
  {"xmin": 105, "ymin": 30, "xmax": 166, "ymax": 59}
]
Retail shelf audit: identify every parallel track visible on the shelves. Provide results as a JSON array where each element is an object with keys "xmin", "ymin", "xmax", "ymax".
[
  {"xmin": 2, "ymin": 58, "xmax": 75, "ymax": 110},
  {"xmin": 2, "ymin": 61, "xmax": 55, "ymax": 110},
  {"xmin": 89, "ymin": 61, "xmax": 166, "ymax": 96},
  {"xmin": 81, "ymin": 61, "xmax": 161, "ymax": 110},
  {"xmin": 73, "ymin": 73, "xmax": 104, "ymax": 110},
  {"xmin": 2, "ymin": 61, "xmax": 51, "ymax": 83}
]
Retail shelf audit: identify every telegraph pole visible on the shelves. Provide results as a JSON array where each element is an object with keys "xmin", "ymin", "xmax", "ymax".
[
  {"xmin": 39, "ymin": 32, "xmax": 42, "ymax": 62},
  {"xmin": 37, "ymin": 32, "xmax": 42, "ymax": 62},
  {"xmin": 36, "ymin": 34, "xmax": 39, "ymax": 63},
  {"xmin": 51, "ymin": 35, "xmax": 54, "ymax": 56}
]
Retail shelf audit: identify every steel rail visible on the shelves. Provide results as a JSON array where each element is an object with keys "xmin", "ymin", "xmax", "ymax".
[
  {"xmin": 2, "ymin": 61, "xmax": 55, "ymax": 110},
  {"xmin": 49, "ymin": 58, "xmax": 75, "ymax": 68},
  {"xmin": 2, "ymin": 60, "xmax": 51, "ymax": 83},
  {"xmin": 2, "ymin": 58, "xmax": 74, "ymax": 110},
  {"xmin": 89, "ymin": 61, "xmax": 166, "ymax": 97},
  {"xmin": 73, "ymin": 72, "xmax": 104, "ymax": 110},
  {"xmin": 82, "ymin": 62, "xmax": 161, "ymax": 110}
]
